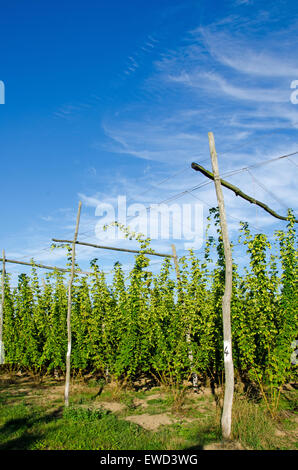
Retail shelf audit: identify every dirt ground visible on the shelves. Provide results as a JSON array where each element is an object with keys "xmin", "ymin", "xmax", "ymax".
[
  {"xmin": 0, "ymin": 371, "xmax": 297, "ymax": 451},
  {"xmin": 0, "ymin": 372, "xmax": 219, "ymax": 433}
]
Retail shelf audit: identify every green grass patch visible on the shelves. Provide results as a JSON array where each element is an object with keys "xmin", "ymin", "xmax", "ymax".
[
  {"xmin": 0, "ymin": 374, "xmax": 297, "ymax": 450},
  {"xmin": 0, "ymin": 400, "xmax": 219, "ymax": 451},
  {"xmin": 0, "ymin": 401, "xmax": 163, "ymax": 450},
  {"xmin": 231, "ymin": 392, "xmax": 297, "ymax": 450}
]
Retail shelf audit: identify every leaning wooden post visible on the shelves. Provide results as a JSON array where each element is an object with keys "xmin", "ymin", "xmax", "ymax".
[
  {"xmin": 172, "ymin": 244, "xmax": 198, "ymax": 392},
  {"xmin": 208, "ymin": 132, "xmax": 234, "ymax": 440},
  {"xmin": 0, "ymin": 250, "xmax": 5, "ymax": 365},
  {"xmin": 65, "ymin": 202, "xmax": 82, "ymax": 407}
]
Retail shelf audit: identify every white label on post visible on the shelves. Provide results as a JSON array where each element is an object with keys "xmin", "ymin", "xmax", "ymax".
[
  {"xmin": 0, "ymin": 341, "xmax": 4, "ymax": 364},
  {"xmin": 223, "ymin": 340, "xmax": 232, "ymax": 363}
]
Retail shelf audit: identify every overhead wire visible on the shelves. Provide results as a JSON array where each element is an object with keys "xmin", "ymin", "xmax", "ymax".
[
  {"xmin": 246, "ymin": 169, "xmax": 290, "ymax": 211},
  {"xmin": 286, "ymin": 156, "xmax": 298, "ymax": 168},
  {"xmin": 6, "ymin": 165, "xmax": 194, "ymax": 269},
  {"xmin": 4, "ymin": 150, "xmax": 297, "ymax": 266}
]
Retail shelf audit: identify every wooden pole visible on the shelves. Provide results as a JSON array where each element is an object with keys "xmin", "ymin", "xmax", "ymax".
[
  {"xmin": 191, "ymin": 162, "xmax": 297, "ymax": 223},
  {"xmin": 0, "ymin": 250, "xmax": 5, "ymax": 365},
  {"xmin": 208, "ymin": 132, "xmax": 234, "ymax": 440},
  {"xmin": 0, "ymin": 257, "xmax": 91, "ymax": 275},
  {"xmin": 52, "ymin": 239, "xmax": 174, "ymax": 259},
  {"xmin": 171, "ymin": 244, "xmax": 198, "ymax": 392},
  {"xmin": 65, "ymin": 202, "xmax": 82, "ymax": 407},
  {"xmin": 171, "ymin": 244, "xmax": 180, "ymax": 281}
]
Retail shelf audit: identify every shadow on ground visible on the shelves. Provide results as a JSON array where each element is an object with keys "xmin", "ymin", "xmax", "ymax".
[{"xmin": 0, "ymin": 407, "xmax": 63, "ymax": 450}]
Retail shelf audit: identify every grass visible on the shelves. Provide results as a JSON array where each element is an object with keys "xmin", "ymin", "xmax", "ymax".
[
  {"xmin": 231, "ymin": 391, "xmax": 298, "ymax": 450},
  {"xmin": 0, "ymin": 402, "xmax": 162, "ymax": 450},
  {"xmin": 0, "ymin": 402, "xmax": 218, "ymax": 450},
  {"xmin": 232, "ymin": 396, "xmax": 277, "ymax": 449},
  {"xmin": 0, "ymin": 372, "xmax": 297, "ymax": 450}
]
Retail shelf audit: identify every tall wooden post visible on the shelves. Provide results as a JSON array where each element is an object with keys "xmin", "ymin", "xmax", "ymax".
[
  {"xmin": 65, "ymin": 202, "xmax": 82, "ymax": 407},
  {"xmin": 208, "ymin": 132, "xmax": 234, "ymax": 439},
  {"xmin": 0, "ymin": 250, "xmax": 5, "ymax": 365}
]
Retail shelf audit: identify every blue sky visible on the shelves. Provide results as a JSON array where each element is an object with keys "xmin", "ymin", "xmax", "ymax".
[{"xmin": 0, "ymin": 0, "xmax": 297, "ymax": 282}]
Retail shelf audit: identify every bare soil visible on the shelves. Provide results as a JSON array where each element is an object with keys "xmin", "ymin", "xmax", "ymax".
[{"xmin": 124, "ymin": 413, "xmax": 175, "ymax": 431}]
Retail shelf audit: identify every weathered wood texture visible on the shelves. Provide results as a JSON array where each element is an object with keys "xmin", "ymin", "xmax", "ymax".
[
  {"xmin": 65, "ymin": 202, "xmax": 82, "ymax": 407},
  {"xmin": 208, "ymin": 132, "xmax": 234, "ymax": 440}
]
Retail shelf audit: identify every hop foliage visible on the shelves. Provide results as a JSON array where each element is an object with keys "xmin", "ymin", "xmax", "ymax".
[{"xmin": 1, "ymin": 210, "xmax": 297, "ymax": 392}]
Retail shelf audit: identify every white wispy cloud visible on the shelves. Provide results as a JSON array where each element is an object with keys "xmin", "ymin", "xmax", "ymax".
[
  {"xmin": 7, "ymin": 5, "xmax": 298, "ymax": 281},
  {"xmin": 123, "ymin": 33, "xmax": 160, "ymax": 77},
  {"xmin": 233, "ymin": 0, "xmax": 253, "ymax": 5},
  {"xmin": 197, "ymin": 26, "xmax": 298, "ymax": 78},
  {"xmin": 168, "ymin": 71, "xmax": 289, "ymax": 103}
]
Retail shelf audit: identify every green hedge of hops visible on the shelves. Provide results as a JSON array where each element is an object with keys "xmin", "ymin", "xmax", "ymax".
[{"xmin": 1, "ymin": 210, "xmax": 297, "ymax": 404}]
